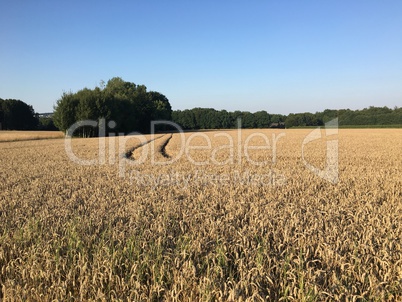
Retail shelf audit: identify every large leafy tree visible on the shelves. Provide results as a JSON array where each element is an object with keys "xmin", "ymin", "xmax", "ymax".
[
  {"xmin": 52, "ymin": 77, "xmax": 172, "ymax": 136},
  {"xmin": 254, "ymin": 111, "xmax": 270, "ymax": 128},
  {"xmin": 0, "ymin": 98, "xmax": 38, "ymax": 130},
  {"xmin": 148, "ymin": 91, "xmax": 172, "ymax": 121},
  {"xmin": 53, "ymin": 92, "xmax": 80, "ymax": 134}
]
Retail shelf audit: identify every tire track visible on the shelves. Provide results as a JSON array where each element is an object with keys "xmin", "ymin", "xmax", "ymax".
[
  {"xmin": 124, "ymin": 134, "xmax": 165, "ymax": 160},
  {"xmin": 157, "ymin": 133, "xmax": 173, "ymax": 159}
]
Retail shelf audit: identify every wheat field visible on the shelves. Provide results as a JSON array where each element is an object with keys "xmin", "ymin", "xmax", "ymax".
[
  {"xmin": 0, "ymin": 131, "xmax": 64, "ymax": 142},
  {"xmin": 0, "ymin": 129, "xmax": 401, "ymax": 301}
]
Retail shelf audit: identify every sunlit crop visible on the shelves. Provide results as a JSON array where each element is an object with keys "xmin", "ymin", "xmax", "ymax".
[
  {"xmin": 0, "ymin": 129, "xmax": 401, "ymax": 301},
  {"xmin": 0, "ymin": 131, "xmax": 64, "ymax": 142}
]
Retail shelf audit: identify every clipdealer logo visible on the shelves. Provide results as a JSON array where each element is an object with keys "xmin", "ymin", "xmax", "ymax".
[{"xmin": 301, "ymin": 118, "xmax": 339, "ymax": 184}]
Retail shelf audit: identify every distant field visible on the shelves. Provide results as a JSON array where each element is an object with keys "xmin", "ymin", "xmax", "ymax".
[
  {"xmin": 291, "ymin": 124, "xmax": 402, "ymax": 129},
  {"xmin": 0, "ymin": 130, "xmax": 64, "ymax": 142},
  {"xmin": 0, "ymin": 129, "xmax": 401, "ymax": 301},
  {"xmin": 338, "ymin": 124, "xmax": 402, "ymax": 128}
]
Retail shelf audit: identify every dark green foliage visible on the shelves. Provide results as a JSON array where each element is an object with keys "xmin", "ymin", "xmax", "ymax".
[
  {"xmin": 38, "ymin": 117, "xmax": 58, "ymax": 131},
  {"xmin": 254, "ymin": 111, "xmax": 271, "ymax": 128},
  {"xmin": 172, "ymin": 109, "xmax": 197, "ymax": 130},
  {"xmin": 171, "ymin": 108, "xmax": 285, "ymax": 130},
  {"xmin": 0, "ymin": 98, "xmax": 38, "ymax": 130},
  {"xmin": 172, "ymin": 106, "xmax": 402, "ymax": 129},
  {"xmin": 53, "ymin": 93, "xmax": 80, "ymax": 134},
  {"xmin": 285, "ymin": 106, "xmax": 402, "ymax": 128},
  {"xmin": 52, "ymin": 78, "xmax": 173, "ymax": 136},
  {"xmin": 285, "ymin": 113, "xmax": 324, "ymax": 128},
  {"xmin": 313, "ymin": 106, "xmax": 402, "ymax": 128}
]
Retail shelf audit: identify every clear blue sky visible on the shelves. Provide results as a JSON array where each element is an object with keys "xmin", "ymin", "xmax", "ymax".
[{"xmin": 1, "ymin": 0, "xmax": 401, "ymax": 114}]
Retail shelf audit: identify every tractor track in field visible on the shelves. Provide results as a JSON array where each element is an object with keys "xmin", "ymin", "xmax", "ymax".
[
  {"xmin": 123, "ymin": 134, "xmax": 164, "ymax": 160},
  {"xmin": 123, "ymin": 133, "xmax": 173, "ymax": 161},
  {"xmin": 157, "ymin": 134, "xmax": 173, "ymax": 159}
]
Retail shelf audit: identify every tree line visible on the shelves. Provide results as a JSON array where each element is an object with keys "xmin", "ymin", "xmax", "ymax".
[
  {"xmin": 171, "ymin": 106, "xmax": 402, "ymax": 129},
  {"xmin": 2, "ymin": 78, "xmax": 401, "ymax": 133},
  {"xmin": 172, "ymin": 108, "xmax": 285, "ymax": 129},
  {"xmin": 285, "ymin": 106, "xmax": 402, "ymax": 128}
]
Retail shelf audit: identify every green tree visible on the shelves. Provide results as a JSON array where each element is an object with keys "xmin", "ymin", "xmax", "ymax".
[
  {"xmin": 253, "ymin": 110, "xmax": 270, "ymax": 128},
  {"xmin": 179, "ymin": 110, "xmax": 192, "ymax": 129},
  {"xmin": 148, "ymin": 91, "xmax": 172, "ymax": 131},
  {"xmin": 285, "ymin": 113, "xmax": 298, "ymax": 128},
  {"xmin": 38, "ymin": 117, "xmax": 58, "ymax": 130},
  {"xmin": 242, "ymin": 111, "xmax": 256, "ymax": 128},
  {"xmin": 0, "ymin": 99, "xmax": 38, "ymax": 130},
  {"xmin": 53, "ymin": 92, "xmax": 79, "ymax": 134},
  {"xmin": 148, "ymin": 91, "xmax": 172, "ymax": 121},
  {"xmin": 218, "ymin": 110, "xmax": 234, "ymax": 129},
  {"xmin": 53, "ymin": 77, "xmax": 172, "ymax": 136}
]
